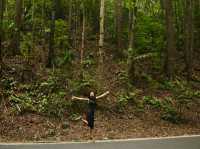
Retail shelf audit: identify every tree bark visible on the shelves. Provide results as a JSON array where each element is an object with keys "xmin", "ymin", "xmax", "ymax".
[
  {"xmin": 81, "ymin": 1, "xmax": 86, "ymax": 64},
  {"xmin": 32, "ymin": 0, "xmax": 35, "ymax": 53},
  {"xmin": 128, "ymin": 0, "xmax": 136, "ymax": 51},
  {"xmin": 194, "ymin": 0, "xmax": 200, "ymax": 52},
  {"xmin": 99, "ymin": 0, "xmax": 105, "ymax": 66},
  {"xmin": 14, "ymin": 0, "xmax": 23, "ymax": 55},
  {"xmin": 115, "ymin": 0, "xmax": 123, "ymax": 54},
  {"xmin": 68, "ymin": 0, "xmax": 72, "ymax": 47},
  {"xmin": 184, "ymin": 0, "xmax": 193, "ymax": 81},
  {"xmin": 128, "ymin": 0, "xmax": 136, "ymax": 82},
  {"xmin": 46, "ymin": 0, "xmax": 56, "ymax": 68},
  {"xmin": 0, "ymin": 0, "xmax": 4, "ymax": 66},
  {"xmin": 163, "ymin": 0, "xmax": 176, "ymax": 79}
]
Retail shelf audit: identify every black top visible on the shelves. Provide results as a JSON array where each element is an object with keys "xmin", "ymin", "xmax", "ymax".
[
  {"xmin": 86, "ymin": 96, "xmax": 97, "ymax": 129},
  {"xmin": 88, "ymin": 96, "xmax": 97, "ymax": 112}
]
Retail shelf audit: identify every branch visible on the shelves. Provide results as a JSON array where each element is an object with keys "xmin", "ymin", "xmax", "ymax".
[
  {"xmin": 133, "ymin": 53, "xmax": 157, "ymax": 62},
  {"xmin": 96, "ymin": 91, "xmax": 110, "ymax": 99},
  {"xmin": 72, "ymin": 96, "xmax": 89, "ymax": 101}
]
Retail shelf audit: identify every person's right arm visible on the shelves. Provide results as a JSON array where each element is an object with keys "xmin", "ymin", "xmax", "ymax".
[{"xmin": 72, "ymin": 96, "xmax": 89, "ymax": 101}]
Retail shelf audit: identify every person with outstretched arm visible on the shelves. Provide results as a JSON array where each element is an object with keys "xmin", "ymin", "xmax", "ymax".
[{"xmin": 72, "ymin": 91, "xmax": 110, "ymax": 140}]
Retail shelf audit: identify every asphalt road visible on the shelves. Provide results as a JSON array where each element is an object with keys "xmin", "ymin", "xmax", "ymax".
[{"xmin": 0, "ymin": 135, "xmax": 200, "ymax": 149}]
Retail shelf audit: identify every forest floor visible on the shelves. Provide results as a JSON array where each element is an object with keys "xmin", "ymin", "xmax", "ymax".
[{"xmin": 0, "ymin": 44, "xmax": 200, "ymax": 142}]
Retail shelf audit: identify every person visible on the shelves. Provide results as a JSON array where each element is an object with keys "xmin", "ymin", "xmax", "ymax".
[{"xmin": 72, "ymin": 91, "xmax": 110, "ymax": 139}]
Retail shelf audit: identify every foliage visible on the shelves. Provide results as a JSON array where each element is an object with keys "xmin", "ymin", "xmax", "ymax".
[
  {"xmin": 117, "ymin": 93, "xmax": 130, "ymax": 107},
  {"xmin": 82, "ymin": 54, "xmax": 96, "ymax": 68},
  {"xmin": 143, "ymin": 96, "xmax": 162, "ymax": 109},
  {"xmin": 117, "ymin": 70, "xmax": 132, "ymax": 89},
  {"xmin": 117, "ymin": 89, "xmax": 140, "ymax": 108},
  {"xmin": 20, "ymin": 33, "xmax": 32, "ymax": 57},
  {"xmin": 54, "ymin": 19, "xmax": 69, "ymax": 50},
  {"xmin": 135, "ymin": 15, "xmax": 164, "ymax": 54},
  {"xmin": 161, "ymin": 97, "xmax": 181, "ymax": 124},
  {"xmin": 6, "ymin": 72, "xmax": 72, "ymax": 117},
  {"xmin": 70, "ymin": 72, "xmax": 98, "ymax": 96},
  {"xmin": 142, "ymin": 96, "xmax": 181, "ymax": 123}
]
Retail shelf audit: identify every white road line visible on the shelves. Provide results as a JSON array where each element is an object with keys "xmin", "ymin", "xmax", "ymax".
[{"xmin": 0, "ymin": 135, "xmax": 200, "ymax": 145}]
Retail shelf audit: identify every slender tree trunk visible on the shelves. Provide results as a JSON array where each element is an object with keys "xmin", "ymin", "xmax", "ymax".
[
  {"xmin": 0, "ymin": 0, "xmax": 4, "ymax": 66},
  {"xmin": 46, "ymin": 0, "xmax": 56, "ymax": 68},
  {"xmin": 163, "ymin": 0, "xmax": 176, "ymax": 79},
  {"xmin": 99, "ymin": 0, "xmax": 105, "ymax": 67},
  {"xmin": 81, "ymin": 2, "xmax": 86, "ymax": 64},
  {"xmin": 128, "ymin": 0, "xmax": 136, "ymax": 82},
  {"xmin": 55, "ymin": 0, "xmax": 63, "ymax": 19},
  {"xmin": 32, "ymin": 0, "xmax": 35, "ymax": 53},
  {"xmin": 194, "ymin": 0, "xmax": 200, "ymax": 52},
  {"xmin": 68, "ymin": 0, "xmax": 72, "ymax": 47},
  {"xmin": 184, "ymin": 0, "xmax": 193, "ymax": 81},
  {"xmin": 128, "ymin": 1, "xmax": 136, "ymax": 51},
  {"xmin": 73, "ymin": 0, "xmax": 78, "ymax": 49},
  {"xmin": 14, "ymin": 0, "xmax": 23, "ymax": 55},
  {"xmin": 115, "ymin": 0, "xmax": 123, "ymax": 54},
  {"xmin": 42, "ymin": 0, "xmax": 45, "ymax": 43}
]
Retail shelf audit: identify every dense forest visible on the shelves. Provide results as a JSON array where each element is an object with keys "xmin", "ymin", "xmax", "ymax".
[{"xmin": 0, "ymin": 0, "xmax": 200, "ymax": 142}]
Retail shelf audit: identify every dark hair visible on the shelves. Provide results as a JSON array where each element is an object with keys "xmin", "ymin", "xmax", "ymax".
[{"xmin": 88, "ymin": 91, "xmax": 96, "ymax": 101}]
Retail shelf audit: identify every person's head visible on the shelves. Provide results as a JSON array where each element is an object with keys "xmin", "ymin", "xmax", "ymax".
[
  {"xmin": 90, "ymin": 91, "xmax": 95, "ymax": 97},
  {"xmin": 89, "ymin": 91, "xmax": 96, "ymax": 100}
]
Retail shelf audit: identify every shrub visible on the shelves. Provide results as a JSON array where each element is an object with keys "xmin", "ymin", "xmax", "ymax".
[{"xmin": 143, "ymin": 96, "xmax": 162, "ymax": 109}]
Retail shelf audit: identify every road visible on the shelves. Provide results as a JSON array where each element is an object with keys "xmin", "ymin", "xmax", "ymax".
[{"xmin": 0, "ymin": 135, "xmax": 200, "ymax": 149}]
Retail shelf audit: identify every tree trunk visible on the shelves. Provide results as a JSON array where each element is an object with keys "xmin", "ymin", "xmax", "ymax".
[
  {"xmin": 128, "ymin": 1, "xmax": 136, "ymax": 51},
  {"xmin": 0, "ymin": 0, "xmax": 4, "ymax": 66},
  {"xmin": 32, "ymin": 0, "xmax": 35, "ymax": 53},
  {"xmin": 194, "ymin": 0, "xmax": 200, "ymax": 52},
  {"xmin": 81, "ymin": 2, "xmax": 86, "ymax": 64},
  {"xmin": 68, "ymin": 0, "xmax": 72, "ymax": 47},
  {"xmin": 163, "ymin": 0, "xmax": 176, "ymax": 79},
  {"xmin": 184, "ymin": 0, "xmax": 193, "ymax": 81},
  {"xmin": 99, "ymin": 0, "xmax": 105, "ymax": 67},
  {"xmin": 73, "ymin": 0, "xmax": 78, "ymax": 49},
  {"xmin": 14, "ymin": 0, "xmax": 23, "ymax": 55},
  {"xmin": 128, "ymin": 0, "xmax": 136, "ymax": 82},
  {"xmin": 55, "ymin": 0, "xmax": 63, "ymax": 19},
  {"xmin": 46, "ymin": 1, "xmax": 56, "ymax": 68},
  {"xmin": 115, "ymin": 0, "xmax": 123, "ymax": 55}
]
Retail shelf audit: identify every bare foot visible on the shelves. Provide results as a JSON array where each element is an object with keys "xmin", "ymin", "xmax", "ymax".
[{"xmin": 81, "ymin": 119, "xmax": 88, "ymax": 125}]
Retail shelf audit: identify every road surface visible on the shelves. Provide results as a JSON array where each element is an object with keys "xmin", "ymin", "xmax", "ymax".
[{"xmin": 0, "ymin": 135, "xmax": 200, "ymax": 149}]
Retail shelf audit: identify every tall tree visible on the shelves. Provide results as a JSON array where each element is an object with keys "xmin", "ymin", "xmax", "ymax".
[
  {"xmin": 81, "ymin": 1, "xmax": 86, "ymax": 64},
  {"xmin": 115, "ymin": 0, "xmax": 123, "ymax": 55},
  {"xmin": 0, "ymin": 0, "xmax": 4, "ymax": 66},
  {"xmin": 68, "ymin": 0, "xmax": 72, "ymax": 47},
  {"xmin": 14, "ymin": 0, "xmax": 23, "ymax": 55},
  {"xmin": 128, "ymin": 0, "xmax": 136, "ymax": 51},
  {"xmin": 184, "ymin": 0, "xmax": 193, "ymax": 81},
  {"xmin": 31, "ymin": 0, "xmax": 36, "ymax": 53},
  {"xmin": 99, "ymin": 0, "xmax": 105, "ymax": 67},
  {"xmin": 163, "ymin": 0, "xmax": 176, "ymax": 79},
  {"xmin": 193, "ymin": 0, "xmax": 200, "ymax": 52},
  {"xmin": 55, "ymin": 0, "xmax": 64, "ymax": 19},
  {"xmin": 128, "ymin": 0, "xmax": 136, "ymax": 81},
  {"xmin": 47, "ymin": 0, "xmax": 56, "ymax": 68}
]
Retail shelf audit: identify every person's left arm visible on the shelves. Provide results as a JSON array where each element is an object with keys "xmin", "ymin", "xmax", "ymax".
[{"xmin": 96, "ymin": 91, "xmax": 110, "ymax": 99}]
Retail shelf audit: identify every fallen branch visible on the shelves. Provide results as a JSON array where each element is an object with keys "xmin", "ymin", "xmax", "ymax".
[{"xmin": 133, "ymin": 53, "xmax": 157, "ymax": 62}]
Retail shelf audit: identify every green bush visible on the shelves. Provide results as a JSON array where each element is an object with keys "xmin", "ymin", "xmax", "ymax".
[
  {"xmin": 161, "ymin": 101, "xmax": 180, "ymax": 124},
  {"xmin": 38, "ymin": 93, "xmax": 71, "ymax": 117},
  {"xmin": 143, "ymin": 96, "xmax": 162, "ymax": 109},
  {"xmin": 70, "ymin": 72, "xmax": 98, "ymax": 96},
  {"xmin": 20, "ymin": 33, "xmax": 32, "ymax": 57}
]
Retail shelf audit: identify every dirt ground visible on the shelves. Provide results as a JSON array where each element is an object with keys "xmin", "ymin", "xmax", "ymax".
[
  {"xmin": 0, "ymin": 107, "xmax": 200, "ymax": 143},
  {"xmin": 1, "ymin": 47, "xmax": 200, "ymax": 143}
]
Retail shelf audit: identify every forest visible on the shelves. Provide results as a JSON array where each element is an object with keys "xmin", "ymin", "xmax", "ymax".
[{"xmin": 0, "ymin": 0, "xmax": 200, "ymax": 142}]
